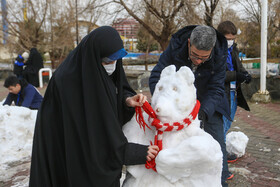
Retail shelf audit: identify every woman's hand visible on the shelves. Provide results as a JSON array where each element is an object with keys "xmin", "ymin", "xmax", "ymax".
[
  {"xmin": 126, "ymin": 93, "xmax": 147, "ymax": 107},
  {"xmin": 146, "ymin": 145, "xmax": 159, "ymax": 161}
]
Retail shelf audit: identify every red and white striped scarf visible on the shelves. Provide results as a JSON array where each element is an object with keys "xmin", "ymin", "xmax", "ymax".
[{"xmin": 135, "ymin": 100, "xmax": 201, "ymax": 172}]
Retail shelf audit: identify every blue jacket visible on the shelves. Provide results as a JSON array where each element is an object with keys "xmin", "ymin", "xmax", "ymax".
[
  {"xmin": 3, "ymin": 83, "xmax": 43, "ymax": 109},
  {"xmin": 149, "ymin": 25, "xmax": 230, "ymax": 120}
]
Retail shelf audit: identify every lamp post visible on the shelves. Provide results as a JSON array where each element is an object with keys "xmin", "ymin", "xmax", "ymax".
[
  {"xmin": 23, "ymin": 0, "xmax": 27, "ymax": 21},
  {"xmin": 251, "ymin": 0, "xmax": 271, "ymax": 102},
  {"xmin": 260, "ymin": 0, "xmax": 267, "ymax": 93},
  {"xmin": 1, "ymin": 0, "xmax": 8, "ymax": 44},
  {"xmin": 75, "ymin": 0, "xmax": 79, "ymax": 46}
]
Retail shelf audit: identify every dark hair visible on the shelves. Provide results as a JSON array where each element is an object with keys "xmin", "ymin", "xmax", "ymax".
[
  {"xmin": 4, "ymin": 75, "xmax": 20, "ymax": 88},
  {"xmin": 217, "ymin": 21, "xmax": 237, "ymax": 35}
]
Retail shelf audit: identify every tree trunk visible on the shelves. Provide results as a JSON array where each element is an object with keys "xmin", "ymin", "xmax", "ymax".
[
  {"xmin": 158, "ymin": 39, "xmax": 169, "ymax": 51},
  {"xmin": 145, "ymin": 44, "xmax": 150, "ymax": 71}
]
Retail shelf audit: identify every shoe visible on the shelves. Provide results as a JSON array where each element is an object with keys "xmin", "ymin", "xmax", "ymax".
[
  {"xmin": 227, "ymin": 172, "xmax": 234, "ymax": 180},
  {"xmin": 227, "ymin": 154, "xmax": 238, "ymax": 163}
]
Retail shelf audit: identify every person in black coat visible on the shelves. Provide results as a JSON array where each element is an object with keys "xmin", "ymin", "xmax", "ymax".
[
  {"xmin": 22, "ymin": 48, "xmax": 44, "ymax": 87},
  {"xmin": 29, "ymin": 26, "xmax": 159, "ymax": 187},
  {"xmin": 149, "ymin": 25, "xmax": 231, "ymax": 186},
  {"xmin": 217, "ymin": 21, "xmax": 251, "ymax": 159}
]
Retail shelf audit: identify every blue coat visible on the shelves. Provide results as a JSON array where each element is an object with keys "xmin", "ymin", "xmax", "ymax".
[
  {"xmin": 149, "ymin": 25, "xmax": 230, "ymax": 120},
  {"xmin": 3, "ymin": 83, "xmax": 43, "ymax": 109}
]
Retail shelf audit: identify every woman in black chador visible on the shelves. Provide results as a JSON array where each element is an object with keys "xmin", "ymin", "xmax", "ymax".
[
  {"xmin": 23, "ymin": 48, "xmax": 44, "ymax": 87},
  {"xmin": 29, "ymin": 26, "xmax": 159, "ymax": 187}
]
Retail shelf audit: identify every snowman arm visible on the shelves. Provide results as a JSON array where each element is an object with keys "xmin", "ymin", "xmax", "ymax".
[{"xmin": 155, "ymin": 136, "xmax": 221, "ymax": 183}]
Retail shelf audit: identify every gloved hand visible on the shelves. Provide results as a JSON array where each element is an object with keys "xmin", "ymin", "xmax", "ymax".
[
  {"xmin": 236, "ymin": 72, "xmax": 247, "ymax": 83},
  {"xmin": 244, "ymin": 72, "xmax": 252, "ymax": 84},
  {"xmin": 198, "ymin": 110, "xmax": 207, "ymax": 129}
]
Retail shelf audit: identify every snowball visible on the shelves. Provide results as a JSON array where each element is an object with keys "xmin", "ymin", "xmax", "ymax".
[{"xmin": 226, "ymin": 131, "xmax": 249, "ymax": 157}]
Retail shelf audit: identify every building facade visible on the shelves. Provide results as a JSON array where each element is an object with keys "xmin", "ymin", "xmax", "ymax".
[{"xmin": 112, "ymin": 18, "xmax": 140, "ymax": 52}]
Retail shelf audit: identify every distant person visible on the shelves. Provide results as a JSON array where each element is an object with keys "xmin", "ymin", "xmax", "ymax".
[
  {"xmin": 217, "ymin": 21, "xmax": 251, "ymax": 162},
  {"xmin": 22, "ymin": 48, "xmax": 44, "ymax": 87},
  {"xmin": 13, "ymin": 52, "xmax": 29, "ymax": 79},
  {"xmin": 22, "ymin": 51, "xmax": 29, "ymax": 62},
  {"xmin": 13, "ymin": 54, "xmax": 25, "ymax": 79},
  {"xmin": 3, "ymin": 75, "xmax": 43, "ymax": 109}
]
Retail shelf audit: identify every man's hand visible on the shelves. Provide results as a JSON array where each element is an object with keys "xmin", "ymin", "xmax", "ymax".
[
  {"xmin": 126, "ymin": 93, "xmax": 147, "ymax": 107},
  {"xmin": 198, "ymin": 110, "xmax": 207, "ymax": 129},
  {"xmin": 236, "ymin": 72, "xmax": 247, "ymax": 83},
  {"xmin": 146, "ymin": 145, "xmax": 159, "ymax": 161},
  {"xmin": 244, "ymin": 72, "xmax": 252, "ymax": 84}
]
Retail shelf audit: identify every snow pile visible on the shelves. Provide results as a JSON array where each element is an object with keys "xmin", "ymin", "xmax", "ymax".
[
  {"xmin": 0, "ymin": 104, "xmax": 37, "ymax": 180},
  {"xmin": 226, "ymin": 131, "xmax": 249, "ymax": 157},
  {"xmin": 123, "ymin": 65, "xmax": 223, "ymax": 187}
]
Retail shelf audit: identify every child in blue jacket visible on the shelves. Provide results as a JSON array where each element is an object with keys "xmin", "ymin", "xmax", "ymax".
[{"xmin": 13, "ymin": 54, "xmax": 25, "ymax": 79}]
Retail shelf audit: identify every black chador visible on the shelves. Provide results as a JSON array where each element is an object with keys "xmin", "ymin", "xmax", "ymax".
[{"xmin": 29, "ymin": 26, "xmax": 148, "ymax": 187}]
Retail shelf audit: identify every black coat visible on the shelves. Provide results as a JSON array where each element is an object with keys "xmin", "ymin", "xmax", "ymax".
[
  {"xmin": 23, "ymin": 48, "xmax": 44, "ymax": 87},
  {"xmin": 149, "ymin": 25, "xmax": 230, "ymax": 120},
  {"xmin": 225, "ymin": 44, "xmax": 250, "ymax": 111},
  {"xmin": 29, "ymin": 26, "xmax": 147, "ymax": 187}
]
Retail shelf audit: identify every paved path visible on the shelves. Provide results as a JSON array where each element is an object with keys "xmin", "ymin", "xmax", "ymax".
[
  {"xmin": 227, "ymin": 101, "xmax": 280, "ymax": 187},
  {"xmin": 141, "ymin": 91, "xmax": 280, "ymax": 187},
  {"xmin": 0, "ymin": 82, "xmax": 280, "ymax": 187}
]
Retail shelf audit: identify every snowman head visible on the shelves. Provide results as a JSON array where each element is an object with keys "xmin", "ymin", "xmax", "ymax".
[{"xmin": 151, "ymin": 65, "xmax": 197, "ymax": 123}]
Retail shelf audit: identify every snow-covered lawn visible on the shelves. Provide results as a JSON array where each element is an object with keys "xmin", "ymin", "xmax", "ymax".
[{"xmin": 0, "ymin": 103, "xmax": 37, "ymax": 187}]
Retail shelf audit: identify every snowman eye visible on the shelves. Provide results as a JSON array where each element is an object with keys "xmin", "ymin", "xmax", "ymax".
[
  {"xmin": 173, "ymin": 86, "xmax": 177, "ymax": 91},
  {"xmin": 159, "ymin": 86, "xmax": 163, "ymax": 91}
]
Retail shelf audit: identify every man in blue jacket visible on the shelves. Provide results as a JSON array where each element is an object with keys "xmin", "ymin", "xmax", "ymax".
[
  {"xmin": 3, "ymin": 75, "xmax": 43, "ymax": 109},
  {"xmin": 149, "ymin": 25, "xmax": 231, "ymax": 186}
]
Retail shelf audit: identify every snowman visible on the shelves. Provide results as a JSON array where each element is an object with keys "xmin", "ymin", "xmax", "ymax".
[{"xmin": 122, "ymin": 65, "xmax": 223, "ymax": 187}]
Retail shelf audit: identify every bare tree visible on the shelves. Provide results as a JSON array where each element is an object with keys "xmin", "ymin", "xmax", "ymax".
[
  {"xmin": 235, "ymin": 0, "xmax": 280, "ymax": 37},
  {"xmin": 201, "ymin": 0, "xmax": 220, "ymax": 26},
  {"xmin": 235, "ymin": 0, "xmax": 280, "ymax": 57},
  {"xmin": 67, "ymin": 0, "xmax": 106, "ymax": 42},
  {"xmin": 79, "ymin": 0, "xmax": 105, "ymax": 35},
  {"xmin": 1, "ymin": 0, "xmax": 105, "ymax": 67},
  {"xmin": 5, "ymin": 0, "xmax": 49, "ymax": 53},
  {"xmin": 137, "ymin": 9, "xmax": 159, "ymax": 70},
  {"xmin": 219, "ymin": 8, "xmax": 241, "ymax": 25},
  {"xmin": 179, "ymin": 0, "xmax": 203, "ymax": 26},
  {"xmin": 235, "ymin": 0, "xmax": 261, "ymax": 24},
  {"xmin": 48, "ymin": 15, "xmax": 75, "ymax": 68},
  {"xmin": 112, "ymin": 0, "xmax": 186, "ymax": 50}
]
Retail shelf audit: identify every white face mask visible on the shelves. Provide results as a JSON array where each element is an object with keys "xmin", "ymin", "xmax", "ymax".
[
  {"xmin": 103, "ymin": 61, "xmax": 117, "ymax": 75},
  {"xmin": 227, "ymin": 40, "xmax": 234, "ymax": 48}
]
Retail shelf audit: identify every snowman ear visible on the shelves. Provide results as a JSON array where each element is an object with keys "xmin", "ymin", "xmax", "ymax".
[
  {"xmin": 160, "ymin": 65, "xmax": 176, "ymax": 79},
  {"xmin": 177, "ymin": 66, "xmax": 195, "ymax": 85}
]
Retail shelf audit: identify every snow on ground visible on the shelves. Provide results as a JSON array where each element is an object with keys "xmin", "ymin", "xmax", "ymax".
[
  {"xmin": 0, "ymin": 102, "xmax": 37, "ymax": 186},
  {"xmin": 123, "ymin": 65, "xmax": 155, "ymax": 71},
  {"xmin": 0, "ymin": 94, "xmax": 249, "ymax": 186}
]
